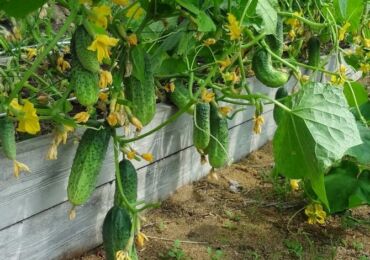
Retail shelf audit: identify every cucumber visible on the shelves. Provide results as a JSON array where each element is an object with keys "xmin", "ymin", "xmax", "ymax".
[
  {"xmin": 73, "ymin": 25, "xmax": 100, "ymax": 73},
  {"xmin": 124, "ymin": 54, "xmax": 156, "ymax": 126},
  {"xmin": 307, "ymin": 36, "xmax": 320, "ymax": 67},
  {"xmin": 70, "ymin": 61, "xmax": 100, "ymax": 107},
  {"xmin": 102, "ymin": 206, "xmax": 132, "ymax": 260},
  {"xmin": 114, "ymin": 159, "xmax": 138, "ymax": 207},
  {"xmin": 193, "ymin": 102, "xmax": 210, "ymax": 151},
  {"xmin": 207, "ymin": 104, "xmax": 229, "ymax": 168},
  {"xmin": 265, "ymin": 18, "xmax": 284, "ymax": 57},
  {"xmin": 168, "ymin": 81, "xmax": 194, "ymax": 114},
  {"xmin": 67, "ymin": 127, "xmax": 111, "ymax": 206},
  {"xmin": 0, "ymin": 117, "xmax": 16, "ymax": 160},
  {"xmin": 273, "ymin": 87, "xmax": 288, "ymax": 125},
  {"xmin": 252, "ymin": 49, "xmax": 289, "ymax": 88}
]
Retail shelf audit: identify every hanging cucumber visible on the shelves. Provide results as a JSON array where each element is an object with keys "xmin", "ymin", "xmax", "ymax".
[
  {"xmin": 114, "ymin": 159, "xmax": 138, "ymax": 207},
  {"xmin": 207, "ymin": 104, "xmax": 229, "ymax": 168},
  {"xmin": 273, "ymin": 87, "xmax": 289, "ymax": 125},
  {"xmin": 0, "ymin": 117, "xmax": 16, "ymax": 160},
  {"xmin": 307, "ymin": 36, "xmax": 320, "ymax": 67},
  {"xmin": 252, "ymin": 49, "xmax": 289, "ymax": 88},
  {"xmin": 102, "ymin": 206, "xmax": 132, "ymax": 260},
  {"xmin": 67, "ymin": 127, "xmax": 111, "ymax": 207},
  {"xmin": 193, "ymin": 102, "xmax": 211, "ymax": 151},
  {"xmin": 265, "ymin": 18, "xmax": 284, "ymax": 57}
]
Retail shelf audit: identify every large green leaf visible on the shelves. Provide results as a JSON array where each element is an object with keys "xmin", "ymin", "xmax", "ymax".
[
  {"xmin": 0, "ymin": 0, "xmax": 47, "ymax": 18},
  {"xmin": 343, "ymin": 82, "xmax": 368, "ymax": 108},
  {"xmin": 345, "ymin": 124, "xmax": 370, "ymax": 166},
  {"xmin": 325, "ymin": 161, "xmax": 370, "ymax": 213},
  {"xmin": 273, "ymin": 82, "xmax": 362, "ymax": 207},
  {"xmin": 256, "ymin": 0, "xmax": 277, "ymax": 35},
  {"xmin": 333, "ymin": 0, "xmax": 364, "ymax": 31},
  {"xmin": 196, "ymin": 11, "xmax": 216, "ymax": 32}
]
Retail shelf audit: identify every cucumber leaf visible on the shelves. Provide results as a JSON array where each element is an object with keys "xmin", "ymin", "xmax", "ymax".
[
  {"xmin": 273, "ymin": 82, "xmax": 362, "ymax": 207},
  {"xmin": 345, "ymin": 124, "xmax": 370, "ymax": 166},
  {"xmin": 333, "ymin": 0, "xmax": 365, "ymax": 31},
  {"xmin": 343, "ymin": 82, "xmax": 368, "ymax": 108},
  {"xmin": 325, "ymin": 160, "xmax": 370, "ymax": 213},
  {"xmin": 256, "ymin": 0, "xmax": 277, "ymax": 35},
  {"xmin": 0, "ymin": 0, "xmax": 47, "ymax": 18}
]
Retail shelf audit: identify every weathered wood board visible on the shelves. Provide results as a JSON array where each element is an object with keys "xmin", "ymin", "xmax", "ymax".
[{"xmin": 0, "ymin": 109, "xmax": 276, "ymax": 260}]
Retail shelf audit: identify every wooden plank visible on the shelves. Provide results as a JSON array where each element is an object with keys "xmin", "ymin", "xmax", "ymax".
[
  {"xmin": 0, "ymin": 83, "xmax": 276, "ymax": 231},
  {"xmin": 0, "ymin": 111, "xmax": 276, "ymax": 260}
]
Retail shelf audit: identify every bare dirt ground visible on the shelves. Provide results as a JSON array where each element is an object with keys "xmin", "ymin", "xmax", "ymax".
[{"xmin": 78, "ymin": 143, "xmax": 369, "ymax": 260}]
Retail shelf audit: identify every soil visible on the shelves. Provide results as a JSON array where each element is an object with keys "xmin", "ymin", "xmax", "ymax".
[{"xmin": 76, "ymin": 143, "xmax": 369, "ymax": 260}]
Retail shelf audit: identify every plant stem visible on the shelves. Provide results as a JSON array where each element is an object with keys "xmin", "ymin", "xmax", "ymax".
[
  {"xmin": 278, "ymin": 11, "xmax": 328, "ymax": 28},
  {"xmin": 7, "ymin": 3, "xmax": 78, "ymax": 104}
]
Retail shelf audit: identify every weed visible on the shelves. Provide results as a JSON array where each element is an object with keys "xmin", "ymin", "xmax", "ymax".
[
  {"xmin": 207, "ymin": 247, "xmax": 223, "ymax": 260},
  {"xmin": 284, "ymin": 238, "xmax": 304, "ymax": 258},
  {"xmin": 159, "ymin": 240, "xmax": 188, "ymax": 260}
]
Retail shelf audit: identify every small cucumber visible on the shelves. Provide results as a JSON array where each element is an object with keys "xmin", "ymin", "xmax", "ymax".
[
  {"xmin": 193, "ymin": 102, "xmax": 210, "ymax": 151},
  {"xmin": 207, "ymin": 104, "xmax": 229, "ymax": 168},
  {"xmin": 114, "ymin": 159, "xmax": 138, "ymax": 207},
  {"xmin": 252, "ymin": 49, "xmax": 289, "ymax": 88},
  {"xmin": 102, "ymin": 206, "xmax": 132, "ymax": 260},
  {"xmin": 273, "ymin": 87, "xmax": 288, "ymax": 125},
  {"xmin": 0, "ymin": 117, "xmax": 16, "ymax": 160},
  {"xmin": 307, "ymin": 37, "xmax": 320, "ymax": 67}
]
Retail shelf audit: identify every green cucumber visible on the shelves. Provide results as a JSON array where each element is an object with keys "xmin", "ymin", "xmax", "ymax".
[
  {"xmin": 252, "ymin": 49, "xmax": 289, "ymax": 88},
  {"xmin": 124, "ymin": 54, "xmax": 156, "ymax": 126},
  {"xmin": 102, "ymin": 206, "xmax": 132, "ymax": 260},
  {"xmin": 114, "ymin": 159, "xmax": 138, "ymax": 207},
  {"xmin": 307, "ymin": 37, "xmax": 320, "ymax": 67},
  {"xmin": 73, "ymin": 25, "xmax": 100, "ymax": 73},
  {"xmin": 67, "ymin": 127, "xmax": 111, "ymax": 206},
  {"xmin": 168, "ymin": 81, "xmax": 194, "ymax": 114},
  {"xmin": 70, "ymin": 61, "xmax": 100, "ymax": 107},
  {"xmin": 0, "ymin": 117, "xmax": 16, "ymax": 160},
  {"xmin": 265, "ymin": 18, "xmax": 284, "ymax": 57},
  {"xmin": 273, "ymin": 87, "xmax": 288, "ymax": 125},
  {"xmin": 207, "ymin": 104, "xmax": 229, "ymax": 168},
  {"xmin": 193, "ymin": 102, "xmax": 210, "ymax": 151}
]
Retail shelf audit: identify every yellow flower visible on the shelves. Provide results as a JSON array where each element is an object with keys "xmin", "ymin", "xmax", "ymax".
[
  {"xmin": 253, "ymin": 115, "xmax": 264, "ymax": 134},
  {"xmin": 99, "ymin": 70, "xmax": 113, "ymax": 88},
  {"xmin": 330, "ymin": 75, "xmax": 345, "ymax": 85},
  {"xmin": 142, "ymin": 153, "xmax": 154, "ymax": 162},
  {"xmin": 353, "ymin": 35, "xmax": 362, "ymax": 44},
  {"xmin": 13, "ymin": 160, "xmax": 30, "ymax": 178},
  {"xmin": 226, "ymin": 13, "xmax": 241, "ymax": 40},
  {"xmin": 363, "ymin": 38, "xmax": 370, "ymax": 48},
  {"xmin": 116, "ymin": 250, "xmax": 131, "ymax": 260},
  {"xmin": 223, "ymin": 71, "xmax": 240, "ymax": 84},
  {"xmin": 88, "ymin": 34, "xmax": 119, "ymax": 63},
  {"xmin": 57, "ymin": 56, "xmax": 71, "ymax": 73},
  {"xmin": 99, "ymin": 92, "xmax": 109, "ymax": 102},
  {"xmin": 305, "ymin": 203, "xmax": 327, "ymax": 225},
  {"xmin": 286, "ymin": 12, "xmax": 301, "ymax": 28},
  {"xmin": 217, "ymin": 57, "xmax": 231, "ymax": 71},
  {"xmin": 164, "ymin": 82, "xmax": 175, "ymax": 93},
  {"xmin": 290, "ymin": 179, "xmax": 301, "ymax": 191},
  {"xmin": 47, "ymin": 124, "xmax": 74, "ymax": 160},
  {"xmin": 113, "ymin": 0, "xmax": 129, "ymax": 6},
  {"xmin": 90, "ymin": 5, "xmax": 112, "ymax": 29},
  {"xmin": 107, "ymin": 112, "xmax": 119, "ymax": 126},
  {"xmin": 203, "ymin": 38, "xmax": 217, "ymax": 46},
  {"xmin": 26, "ymin": 48, "xmax": 37, "ymax": 60},
  {"xmin": 127, "ymin": 33, "xmax": 138, "ymax": 46},
  {"xmin": 338, "ymin": 21, "xmax": 351, "ymax": 41},
  {"xmin": 136, "ymin": 232, "xmax": 149, "ymax": 248},
  {"xmin": 126, "ymin": 3, "xmax": 144, "ymax": 20},
  {"xmin": 10, "ymin": 99, "xmax": 40, "ymax": 135},
  {"xmin": 74, "ymin": 112, "xmax": 90, "ymax": 123},
  {"xmin": 339, "ymin": 64, "xmax": 346, "ymax": 75},
  {"xmin": 288, "ymin": 29, "xmax": 296, "ymax": 40},
  {"xmin": 360, "ymin": 63, "xmax": 370, "ymax": 73},
  {"xmin": 127, "ymin": 150, "xmax": 136, "ymax": 160},
  {"xmin": 201, "ymin": 89, "xmax": 215, "ymax": 103},
  {"xmin": 219, "ymin": 106, "xmax": 232, "ymax": 116}
]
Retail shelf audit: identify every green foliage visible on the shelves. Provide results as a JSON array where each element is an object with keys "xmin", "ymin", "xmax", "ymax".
[
  {"xmin": 273, "ymin": 82, "xmax": 362, "ymax": 207},
  {"xmin": 343, "ymin": 82, "xmax": 368, "ymax": 108},
  {"xmin": 0, "ymin": 0, "xmax": 47, "ymax": 18},
  {"xmin": 159, "ymin": 240, "xmax": 187, "ymax": 260}
]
